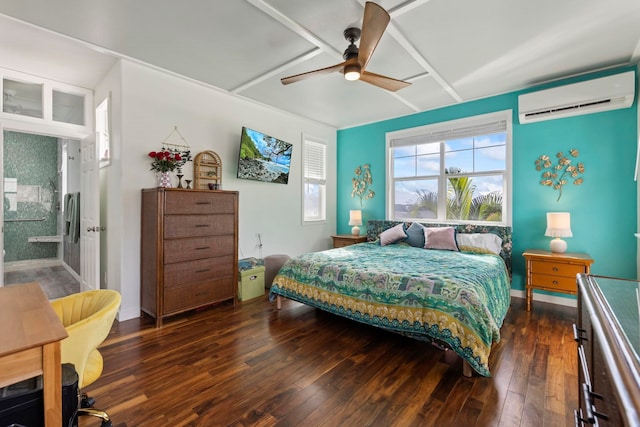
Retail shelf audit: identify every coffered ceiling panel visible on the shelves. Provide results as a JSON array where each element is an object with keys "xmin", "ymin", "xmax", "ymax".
[{"xmin": 0, "ymin": 0, "xmax": 638, "ymax": 128}]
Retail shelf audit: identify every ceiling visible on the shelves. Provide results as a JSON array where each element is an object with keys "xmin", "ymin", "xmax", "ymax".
[{"xmin": 0, "ymin": 0, "xmax": 639, "ymax": 129}]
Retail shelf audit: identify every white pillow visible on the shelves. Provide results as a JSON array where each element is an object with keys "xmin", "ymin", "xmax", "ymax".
[
  {"xmin": 456, "ymin": 233, "xmax": 503, "ymax": 255},
  {"xmin": 379, "ymin": 223, "xmax": 407, "ymax": 246}
]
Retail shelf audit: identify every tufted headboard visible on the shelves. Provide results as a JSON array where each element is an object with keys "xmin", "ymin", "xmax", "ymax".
[{"xmin": 366, "ymin": 220, "xmax": 512, "ymax": 277}]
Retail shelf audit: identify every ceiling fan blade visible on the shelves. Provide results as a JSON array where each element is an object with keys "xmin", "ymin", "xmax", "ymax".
[
  {"xmin": 360, "ymin": 70, "xmax": 411, "ymax": 92},
  {"xmin": 281, "ymin": 61, "xmax": 346, "ymax": 85},
  {"xmin": 358, "ymin": 2, "xmax": 390, "ymax": 71}
]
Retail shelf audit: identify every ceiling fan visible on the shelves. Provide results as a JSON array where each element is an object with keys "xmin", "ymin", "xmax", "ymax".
[{"xmin": 280, "ymin": 2, "xmax": 411, "ymax": 92}]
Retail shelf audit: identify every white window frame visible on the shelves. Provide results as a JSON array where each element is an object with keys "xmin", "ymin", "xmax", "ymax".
[
  {"xmin": 385, "ymin": 110, "xmax": 512, "ymax": 226},
  {"xmin": 302, "ymin": 134, "xmax": 327, "ymax": 223},
  {"xmin": 0, "ymin": 67, "xmax": 93, "ymax": 138}
]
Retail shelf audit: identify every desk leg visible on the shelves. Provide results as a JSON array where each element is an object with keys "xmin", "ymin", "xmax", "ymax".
[{"xmin": 43, "ymin": 341, "xmax": 62, "ymax": 427}]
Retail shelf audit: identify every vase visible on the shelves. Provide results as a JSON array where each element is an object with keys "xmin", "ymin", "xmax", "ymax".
[{"xmin": 157, "ymin": 171, "xmax": 172, "ymax": 188}]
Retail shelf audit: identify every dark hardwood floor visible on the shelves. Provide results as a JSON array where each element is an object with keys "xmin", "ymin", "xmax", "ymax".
[{"xmin": 82, "ymin": 296, "xmax": 578, "ymax": 427}]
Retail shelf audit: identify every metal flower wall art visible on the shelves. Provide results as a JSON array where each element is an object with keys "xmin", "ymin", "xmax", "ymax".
[
  {"xmin": 535, "ymin": 148, "xmax": 585, "ymax": 201},
  {"xmin": 352, "ymin": 164, "xmax": 375, "ymax": 206}
]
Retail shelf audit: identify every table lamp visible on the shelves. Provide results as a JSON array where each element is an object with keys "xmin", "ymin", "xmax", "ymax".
[
  {"xmin": 349, "ymin": 210, "xmax": 362, "ymax": 236},
  {"xmin": 545, "ymin": 212, "xmax": 572, "ymax": 253}
]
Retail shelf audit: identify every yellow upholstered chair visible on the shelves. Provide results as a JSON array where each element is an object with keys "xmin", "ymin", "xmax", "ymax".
[{"xmin": 51, "ymin": 289, "xmax": 121, "ymax": 427}]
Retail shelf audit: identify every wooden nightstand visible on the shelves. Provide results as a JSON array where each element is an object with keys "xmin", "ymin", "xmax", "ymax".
[
  {"xmin": 523, "ymin": 249, "xmax": 594, "ymax": 311},
  {"xmin": 331, "ymin": 234, "xmax": 367, "ymax": 248}
]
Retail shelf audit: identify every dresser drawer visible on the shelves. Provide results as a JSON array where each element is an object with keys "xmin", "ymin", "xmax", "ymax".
[
  {"xmin": 530, "ymin": 260, "xmax": 584, "ymax": 277},
  {"xmin": 164, "ymin": 277, "xmax": 235, "ymax": 314},
  {"xmin": 164, "ymin": 255, "xmax": 234, "ymax": 288},
  {"xmin": 164, "ymin": 214, "xmax": 235, "ymax": 239},
  {"xmin": 333, "ymin": 238, "xmax": 352, "ymax": 248},
  {"xmin": 164, "ymin": 234, "xmax": 235, "ymax": 264},
  {"xmin": 165, "ymin": 191, "xmax": 236, "ymax": 215},
  {"xmin": 531, "ymin": 273, "xmax": 576, "ymax": 293}
]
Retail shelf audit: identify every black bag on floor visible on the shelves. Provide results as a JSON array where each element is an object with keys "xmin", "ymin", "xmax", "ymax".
[{"xmin": 0, "ymin": 363, "xmax": 79, "ymax": 427}]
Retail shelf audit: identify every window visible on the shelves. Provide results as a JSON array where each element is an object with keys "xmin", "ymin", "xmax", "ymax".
[
  {"xmin": 1, "ymin": 68, "xmax": 93, "ymax": 136},
  {"xmin": 96, "ymin": 97, "xmax": 110, "ymax": 167},
  {"xmin": 53, "ymin": 89, "xmax": 85, "ymax": 125},
  {"xmin": 2, "ymin": 78, "xmax": 43, "ymax": 118},
  {"xmin": 303, "ymin": 136, "xmax": 327, "ymax": 222},
  {"xmin": 386, "ymin": 111, "xmax": 511, "ymax": 225}
]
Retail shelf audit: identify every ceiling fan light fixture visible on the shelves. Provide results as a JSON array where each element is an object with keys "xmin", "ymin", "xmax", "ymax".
[{"xmin": 344, "ymin": 63, "xmax": 361, "ymax": 81}]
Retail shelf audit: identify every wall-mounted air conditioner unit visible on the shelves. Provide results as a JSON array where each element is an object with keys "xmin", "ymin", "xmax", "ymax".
[{"xmin": 518, "ymin": 71, "xmax": 635, "ymax": 124}]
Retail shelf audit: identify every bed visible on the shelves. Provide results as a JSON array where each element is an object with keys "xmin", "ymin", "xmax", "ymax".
[{"xmin": 269, "ymin": 220, "xmax": 512, "ymax": 377}]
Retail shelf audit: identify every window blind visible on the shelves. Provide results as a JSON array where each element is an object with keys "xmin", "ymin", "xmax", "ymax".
[
  {"xmin": 390, "ymin": 120, "xmax": 507, "ymax": 148},
  {"xmin": 304, "ymin": 139, "xmax": 326, "ymax": 182}
]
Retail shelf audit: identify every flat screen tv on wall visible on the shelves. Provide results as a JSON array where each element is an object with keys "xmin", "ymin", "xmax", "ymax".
[{"xmin": 237, "ymin": 127, "xmax": 292, "ymax": 184}]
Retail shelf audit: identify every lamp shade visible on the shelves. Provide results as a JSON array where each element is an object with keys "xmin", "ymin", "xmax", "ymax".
[
  {"xmin": 348, "ymin": 210, "xmax": 362, "ymax": 226},
  {"xmin": 545, "ymin": 212, "xmax": 572, "ymax": 238},
  {"xmin": 348, "ymin": 210, "xmax": 362, "ymax": 236}
]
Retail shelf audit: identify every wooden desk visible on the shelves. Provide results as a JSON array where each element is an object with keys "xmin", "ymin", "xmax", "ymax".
[{"xmin": 0, "ymin": 282, "xmax": 68, "ymax": 427}]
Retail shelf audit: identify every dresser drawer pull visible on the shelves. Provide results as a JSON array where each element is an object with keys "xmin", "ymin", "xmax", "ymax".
[
  {"xmin": 195, "ymin": 224, "xmax": 210, "ymax": 228},
  {"xmin": 195, "ymin": 269, "xmax": 210, "ymax": 273},
  {"xmin": 572, "ymin": 324, "xmax": 587, "ymax": 343},
  {"xmin": 552, "ymin": 280, "xmax": 559, "ymax": 285},
  {"xmin": 552, "ymin": 266, "xmax": 559, "ymax": 271},
  {"xmin": 195, "ymin": 246, "xmax": 210, "ymax": 250},
  {"xmin": 581, "ymin": 382, "xmax": 608, "ymax": 423},
  {"xmin": 195, "ymin": 201, "xmax": 212, "ymax": 205},
  {"xmin": 578, "ymin": 345, "xmax": 591, "ymax": 385}
]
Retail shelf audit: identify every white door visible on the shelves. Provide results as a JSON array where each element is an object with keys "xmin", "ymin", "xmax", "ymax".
[{"xmin": 80, "ymin": 133, "xmax": 100, "ymax": 290}]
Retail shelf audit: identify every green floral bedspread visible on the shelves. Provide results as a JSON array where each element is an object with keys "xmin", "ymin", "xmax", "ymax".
[{"xmin": 269, "ymin": 242, "xmax": 511, "ymax": 376}]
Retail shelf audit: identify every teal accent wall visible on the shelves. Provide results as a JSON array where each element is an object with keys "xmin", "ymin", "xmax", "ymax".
[
  {"xmin": 3, "ymin": 131, "xmax": 59, "ymax": 261},
  {"xmin": 337, "ymin": 66, "xmax": 638, "ymax": 291}
]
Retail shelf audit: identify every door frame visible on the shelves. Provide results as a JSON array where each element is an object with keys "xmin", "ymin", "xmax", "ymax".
[{"xmin": 0, "ymin": 118, "xmax": 94, "ymax": 287}]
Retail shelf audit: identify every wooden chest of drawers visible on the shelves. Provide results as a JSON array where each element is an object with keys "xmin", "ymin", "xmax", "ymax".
[
  {"xmin": 523, "ymin": 249, "xmax": 593, "ymax": 311},
  {"xmin": 141, "ymin": 188, "xmax": 238, "ymax": 327}
]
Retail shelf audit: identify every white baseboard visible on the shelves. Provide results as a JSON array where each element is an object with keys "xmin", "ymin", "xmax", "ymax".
[
  {"xmin": 4, "ymin": 257, "xmax": 61, "ymax": 272},
  {"xmin": 510, "ymin": 289, "xmax": 577, "ymax": 308},
  {"xmin": 62, "ymin": 262, "xmax": 82, "ymax": 286},
  {"xmin": 119, "ymin": 306, "xmax": 140, "ymax": 322}
]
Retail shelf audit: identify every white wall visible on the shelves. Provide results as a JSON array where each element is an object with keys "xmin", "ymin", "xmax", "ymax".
[
  {"xmin": 95, "ymin": 62, "xmax": 123, "ymax": 297},
  {"xmin": 102, "ymin": 60, "xmax": 337, "ymax": 320}
]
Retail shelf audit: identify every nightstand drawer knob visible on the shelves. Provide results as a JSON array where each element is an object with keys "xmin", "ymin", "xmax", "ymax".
[
  {"xmin": 552, "ymin": 267, "xmax": 559, "ymax": 271},
  {"xmin": 553, "ymin": 280, "xmax": 559, "ymax": 285}
]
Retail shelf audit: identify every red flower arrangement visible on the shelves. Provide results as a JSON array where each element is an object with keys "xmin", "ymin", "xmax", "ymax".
[{"xmin": 149, "ymin": 150, "xmax": 186, "ymax": 172}]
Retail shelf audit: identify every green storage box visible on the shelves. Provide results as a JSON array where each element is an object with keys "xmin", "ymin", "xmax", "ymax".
[{"xmin": 238, "ymin": 261, "xmax": 265, "ymax": 301}]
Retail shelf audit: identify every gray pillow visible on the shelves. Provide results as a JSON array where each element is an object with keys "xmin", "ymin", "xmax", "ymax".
[{"xmin": 404, "ymin": 222, "xmax": 425, "ymax": 248}]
